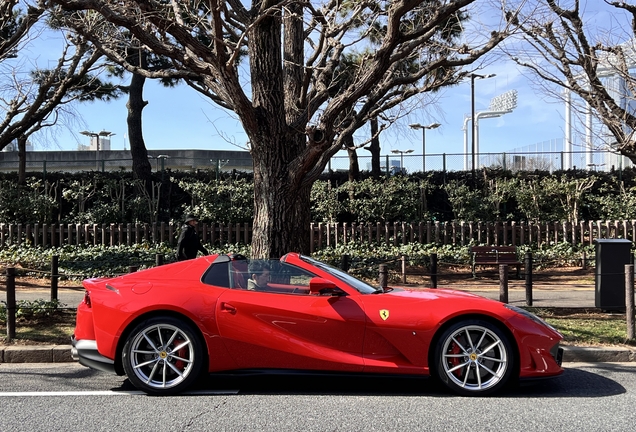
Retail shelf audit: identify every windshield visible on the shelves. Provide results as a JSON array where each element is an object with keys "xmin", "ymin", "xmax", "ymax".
[{"xmin": 300, "ymin": 255, "xmax": 379, "ymax": 294}]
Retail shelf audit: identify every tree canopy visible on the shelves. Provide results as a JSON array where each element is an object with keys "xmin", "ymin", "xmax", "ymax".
[
  {"xmin": 0, "ymin": 0, "xmax": 124, "ymax": 151},
  {"xmin": 47, "ymin": 0, "xmax": 514, "ymax": 258}
]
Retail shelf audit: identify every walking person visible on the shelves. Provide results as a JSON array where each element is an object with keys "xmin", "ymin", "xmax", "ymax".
[{"xmin": 176, "ymin": 215, "xmax": 208, "ymax": 260}]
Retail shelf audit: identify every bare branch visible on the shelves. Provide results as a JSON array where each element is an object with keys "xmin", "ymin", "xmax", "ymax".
[{"xmin": 504, "ymin": 0, "xmax": 636, "ymax": 162}]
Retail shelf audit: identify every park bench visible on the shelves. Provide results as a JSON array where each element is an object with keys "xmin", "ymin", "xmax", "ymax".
[{"xmin": 470, "ymin": 246, "xmax": 521, "ymax": 278}]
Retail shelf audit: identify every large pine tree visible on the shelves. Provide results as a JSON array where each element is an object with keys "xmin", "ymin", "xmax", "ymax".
[{"xmin": 50, "ymin": 0, "xmax": 511, "ymax": 258}]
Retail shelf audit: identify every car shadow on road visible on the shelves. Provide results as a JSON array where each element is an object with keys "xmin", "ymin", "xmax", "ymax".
[
  {"xmin": 167, "ymin": 367, "xmax": 624, "ymax": 398},
  {"xmin": 503, "ymin": 366, "xmax": 627, "ymax": 398}
]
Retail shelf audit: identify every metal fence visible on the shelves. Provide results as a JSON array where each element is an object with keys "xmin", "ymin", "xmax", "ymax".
[
  {"xmin": 328, "ymin": 150, "xmax": 631, "ymax": 174},
  {"xmin": 0, "ymin": 156, "xmax": 247, "ymax": 174},
  {"xmin": 0, "ymin": 149, "xmax": 630, "ymax": 175}
]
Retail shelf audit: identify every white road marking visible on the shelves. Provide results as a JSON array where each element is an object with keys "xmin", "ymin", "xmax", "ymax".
[{"xmin": 0, "ymin": 389, "xmax": 239, "ymax": 397}]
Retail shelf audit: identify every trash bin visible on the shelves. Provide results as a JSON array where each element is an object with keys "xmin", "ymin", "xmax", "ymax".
[{"xmin": 594, "ymin": 239, "xmax": 633, "ymax": 311}]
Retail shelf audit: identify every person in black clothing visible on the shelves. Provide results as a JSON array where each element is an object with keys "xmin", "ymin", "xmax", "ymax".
[{"xmin": 176, "ymin": 215, "xmax": 208, "ymax": 260}]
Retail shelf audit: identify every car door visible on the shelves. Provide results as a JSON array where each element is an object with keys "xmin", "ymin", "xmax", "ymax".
[{"xmin": 215, "ymin": 261, "xmax": 366, "ymax": 372}]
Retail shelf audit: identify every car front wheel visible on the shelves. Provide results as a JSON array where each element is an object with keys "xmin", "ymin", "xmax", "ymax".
[
  {"xmin": 434, "ymin": 319, "xmax": 516, "ymax": 396},
  {"xmin": 122, "ymin": 316, "xmax": 205, "ymax": 395}
]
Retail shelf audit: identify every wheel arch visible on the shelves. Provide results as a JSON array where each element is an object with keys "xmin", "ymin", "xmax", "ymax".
[
  {"xmin": 427, "ymin": 313, "xmax": 520, "ymax": 378},
  {"xmin": 113, "ymin": 310, "xmax": 210, "ymax": 376}
]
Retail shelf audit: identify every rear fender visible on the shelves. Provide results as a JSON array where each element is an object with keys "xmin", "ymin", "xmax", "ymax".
[{"xmin": 112, "ymin": 310, "xmax": 237, "ymax": 376}]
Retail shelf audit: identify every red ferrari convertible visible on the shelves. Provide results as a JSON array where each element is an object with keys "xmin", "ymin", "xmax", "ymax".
[{"xmin": 71, "ymin": 252, "xmax": 564, "ymax": 396}]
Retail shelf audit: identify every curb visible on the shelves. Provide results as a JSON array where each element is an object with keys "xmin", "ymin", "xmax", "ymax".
[
  {"xmin": 1, "ymin": 345, "xmax": 74, "ymax": 363},
  {"xmin": 562, "ymin": 345, "xmax": 636, "ymax": 362},
  {"xmin": 1, "ymin": 344, "xmax": 635, "ymax": 364}
]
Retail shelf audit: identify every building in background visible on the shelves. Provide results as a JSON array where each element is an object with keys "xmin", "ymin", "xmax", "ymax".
[
  {"xmin": 0, "ymin": 149, "xmax": 253, "ymax": 173},
  {"xmin": 563, "ymin": 42, "xmax": 636, "ymax": 171},
  {"xmin": 1, "ymin": 139, "xmax": 34, "ymax": 152}
]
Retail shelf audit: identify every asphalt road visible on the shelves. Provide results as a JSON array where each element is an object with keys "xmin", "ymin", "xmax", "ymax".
[{"xmin": 0, "ymin": 363, "xmax": 635, "ymax": 431}]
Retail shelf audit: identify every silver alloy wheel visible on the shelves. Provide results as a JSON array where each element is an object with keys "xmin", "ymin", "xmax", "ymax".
[
  {"xmin": 128, "ymin": 323, "xmax": 196, "ymax": 390},
  {"xmin": 440, "ymin": 324, "xmax": 508, "ymax": 392}
]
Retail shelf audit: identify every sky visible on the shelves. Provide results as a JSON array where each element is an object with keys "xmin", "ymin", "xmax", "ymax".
[
  {"xmin": 11, "ymin": 1, "xmax": 621, "ymax": 170},
  {"xmin": 43, "ymin": 60, "xmax": 564, "ymax": 158}
]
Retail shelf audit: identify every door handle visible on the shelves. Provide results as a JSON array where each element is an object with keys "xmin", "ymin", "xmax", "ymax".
[{"xmin": 221, "ymin": 302, "xmax": 237, "ymax": 314}]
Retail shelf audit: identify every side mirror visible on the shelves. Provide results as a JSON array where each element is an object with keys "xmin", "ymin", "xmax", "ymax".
[{"xmin": 308, "ymin": 277, "xmax": 345, "ymax": 296}]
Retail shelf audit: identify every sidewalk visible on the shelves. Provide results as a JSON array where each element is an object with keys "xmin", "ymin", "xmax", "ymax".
[
  {"xmin": 2, "ymin": 283, "xmax": 635, "ymax": 364},
  {"xmin": 9, "ymin": 282, "xmax": 599, "ymax": 308}
]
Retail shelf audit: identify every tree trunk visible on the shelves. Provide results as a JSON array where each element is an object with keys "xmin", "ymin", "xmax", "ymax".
[
  {"xmin": 17, "ymin": 135, "xmax": 26, "ymax": 185},
  {"xmin": 247, "ymin": 9, "xmax": 311, "ymax": 259},
  {"xmin": 367, "ymin": 117, "xmax": 382, "ymax": 178},
  {"xmin": 251, "ymin": 134, "xmax": 311, "ymax": 259},
  {"xmin": 127, "ymin": 49, "xmax": 152, "ymax": 182}
]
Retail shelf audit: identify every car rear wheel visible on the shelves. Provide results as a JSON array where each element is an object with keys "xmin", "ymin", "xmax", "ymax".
[
  {"xmin": 434, "ymin": 319, "xmax": 515, "ymax": 396},
  {"xmin": 122, "ymin": 316, "xmax": 205, "ymax": 395}
]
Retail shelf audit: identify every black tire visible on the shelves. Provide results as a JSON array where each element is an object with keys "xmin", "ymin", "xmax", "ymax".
[
  {"xmin": 433, "ymin": 319, "xmax": 516, "ymax": 396},
  {"xmin": 122, "ymin": 316, "xmax": 205, "ymax": 395}
]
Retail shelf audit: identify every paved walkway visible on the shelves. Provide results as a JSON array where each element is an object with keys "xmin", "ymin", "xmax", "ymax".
[
  {"xmin": 3, "ymin": 281, "xmax": 636, "ymax": 364},
  {"xmin": 12, "ymin": 286, "xmax": 85, "ymax": 307},
  {"xmin": 446, "ymin": 284, "xmax": 596, "ymax": 308},
  {"xmin": 8, "ymin": 283, "xmax": 597, "ymax": 308}
]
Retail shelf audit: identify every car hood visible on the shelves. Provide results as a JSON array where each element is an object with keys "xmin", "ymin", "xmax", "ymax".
[{"xmin": 369, "ymin": 287, "xmax": 517, "ymax": 325}]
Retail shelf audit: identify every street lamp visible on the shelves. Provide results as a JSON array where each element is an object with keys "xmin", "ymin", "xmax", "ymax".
[
  {"xmin": 470, "ymin": 73, "xmax": 496, "ymax": 179},
  {"xmin": 409, "ymin": 123, "xmax": 441, "ymax": 172},
  {"xmin": 391, "ymin": 149, "xmax": 413, "ymax": 173},
  {"xmin": 80, "ymin": 130, "xmax": 115, "ymax": 170},
  {"xmin": 156, "ymin": 154, "xmax": 170, "ymax": 181}
]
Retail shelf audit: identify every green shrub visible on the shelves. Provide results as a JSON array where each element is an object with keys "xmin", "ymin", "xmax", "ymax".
[{"xmin": 0, "ymin": 299, "xmax": 67, "ymax": 322}]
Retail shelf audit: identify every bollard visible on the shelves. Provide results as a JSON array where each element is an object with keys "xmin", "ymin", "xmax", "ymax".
[
  {"xmin": 340, "ymin": 254, "xmax": 350, "ymax": 272},
  {"xmin": 430, "ymin": 253, "xmax": 438, "ymax": 288},
  {"xmin": 51, "ymin": 255, "xmax": 59, "ymax": 302},
  {"xmin": 401, "ymin": 255, "xmax": 407, "ymax": 284},
  {"xmin": 128, "ymin": 266, "xmax": 138, "ymax": 273},
  {"xmin": 499, "ymin": 264, "xmax": 509, "ymax": 304},
  {"xmin": 525, "ymin": 252, "xmax": 533, "ymax": 307},
  {"xmin": 6, "ymin": 267, "xmax": 16, "ymax": 341},
  {"xmin": 156, "ymin": 253, "xmax": 164, "ymax": 267},
  {"xmin": 582, "ymin": 251, "xmax": 587, "ymax": 270},
  {"xmin": 379, "ymin": 264, "xmax": 388, "ymax": 290},
  {"xmin": 626, "ymin": 264, "xmax": 635, "ymax": 341}
]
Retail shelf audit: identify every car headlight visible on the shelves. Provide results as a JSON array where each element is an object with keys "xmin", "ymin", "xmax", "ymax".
[{"xmin": 504, "ymin": 304, "xmax": 560, "ymax": 334}]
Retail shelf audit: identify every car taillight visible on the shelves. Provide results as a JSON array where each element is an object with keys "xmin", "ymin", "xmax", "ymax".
[{"xmin": 84, "ymin": 291, "xmax": 92, "ymax": 308}]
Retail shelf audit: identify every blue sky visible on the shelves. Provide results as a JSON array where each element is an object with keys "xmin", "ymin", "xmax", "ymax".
[{"xmin": 47, "ymin": 56, "xmax": 565, "ymax": 158}]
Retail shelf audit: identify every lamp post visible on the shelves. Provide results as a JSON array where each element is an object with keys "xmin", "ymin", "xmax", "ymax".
[
  {"xmin": 80, "ymin": 130, "xmax": 114, "ymax": 171},
  {"xmin": 157, "ymin": 154, "xmax": 170, "ymax": 181},
  {"xmin": 391, "ymin": 149, "xmax": 413, "ymax": 174},
  {"xmin": 470, "ymin": 73, "xmax": 496, "ymax": 180},
  {"xmin": 409, "ymin": 123, "xmax": 441, "ymax": 172}
]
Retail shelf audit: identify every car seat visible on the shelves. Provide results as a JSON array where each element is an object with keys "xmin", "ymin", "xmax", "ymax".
[{"xmin": 230, "ymin": 260, "xmax": 248, "ymax": 289}]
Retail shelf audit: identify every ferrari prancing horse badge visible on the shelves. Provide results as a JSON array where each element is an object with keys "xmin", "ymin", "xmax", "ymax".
[{"xmin": 379, "ymin": 309, "xmax": 389, "ymax": 320}]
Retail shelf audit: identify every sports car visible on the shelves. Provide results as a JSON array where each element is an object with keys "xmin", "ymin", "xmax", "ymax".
[{"xmin": 71, "ymin": 252, "xmax": 564, "ymax": 396}]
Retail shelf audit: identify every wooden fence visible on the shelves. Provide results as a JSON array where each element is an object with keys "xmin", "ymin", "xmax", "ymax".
[{"xmin": 1, "ymin": 220, "xmax": 635, "ymax": 251}]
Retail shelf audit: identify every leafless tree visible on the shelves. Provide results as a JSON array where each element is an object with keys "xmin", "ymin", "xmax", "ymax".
[
  {"xmin": 49, "ymin": 0, "xmax": 514, "ymax": 258},
  {"xmin": 504, "ymin": 0, "xmax": 636, "ymax": 162}
]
